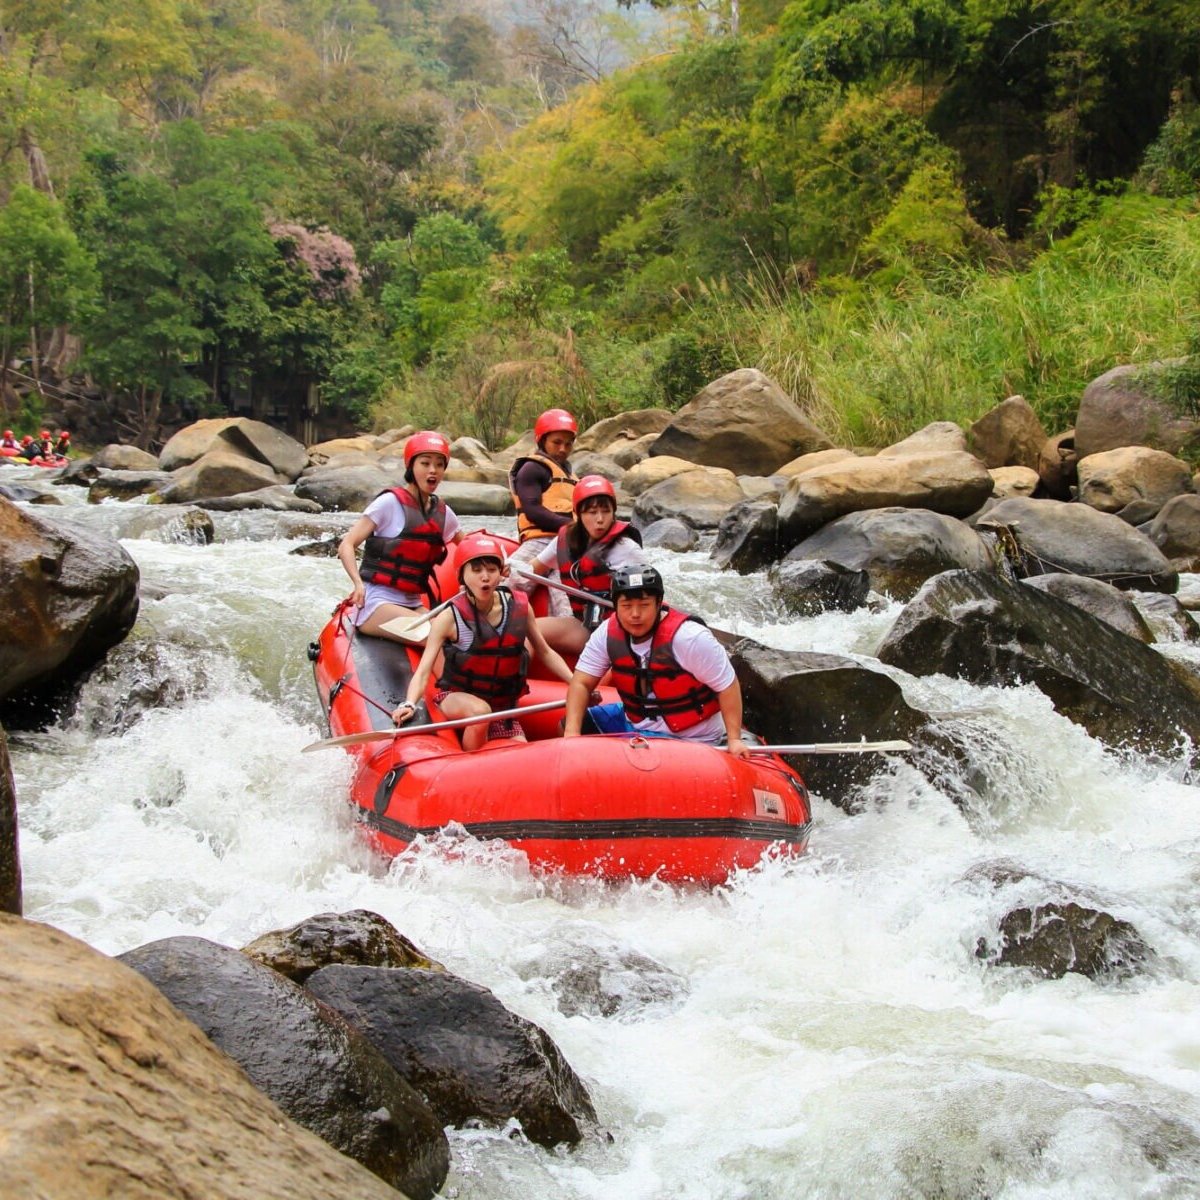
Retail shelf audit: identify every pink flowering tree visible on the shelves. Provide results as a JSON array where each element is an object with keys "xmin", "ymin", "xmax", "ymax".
[{"xmin": 269, "ymin": 223, "xmax": 361, "ymax": 301}]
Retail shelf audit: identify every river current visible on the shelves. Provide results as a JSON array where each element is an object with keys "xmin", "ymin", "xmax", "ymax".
[{"xmin": 7, "ymin": 470, "xmax": 1200, "ymax": 1199}]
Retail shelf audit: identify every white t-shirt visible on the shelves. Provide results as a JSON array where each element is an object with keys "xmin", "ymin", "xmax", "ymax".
[
  {"xmin": 356, "ymin": 491, "xmax": 460, "ymax": 620},
  {"xmin": 577, "ymin": 612, "xmax": 734, "ymax": 743},
  {"xmin": 534, "ymin": 531, "xmax": 646, "ymax": 575}
]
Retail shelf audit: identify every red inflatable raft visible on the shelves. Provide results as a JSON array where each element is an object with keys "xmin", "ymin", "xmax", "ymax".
[{"xmin": 309, "ymin": 538, "xmax": 812, "ymax": 885}]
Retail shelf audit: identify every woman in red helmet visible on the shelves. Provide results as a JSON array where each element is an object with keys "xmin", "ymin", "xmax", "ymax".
[
  {"xmin": 392, "ymin": 534, "xmax": 575, "ymax": 751},
  {"xmin": 0, "ymin": 429, "xmax": 20, "ymax": 453},
  {"xmin": 527, "ymin": 474, "xmax": 644, "ymax": 655},
  {"xmin": 337, "ymin": 430, "xmax": 463, "ymax": 639},
  {"xmin": 506, "ymin": 408, "xmax": 578, "ymax": 617},
  {"xmin": 53, "ymin": 430, "xmax": 71, "ymax": 457}
]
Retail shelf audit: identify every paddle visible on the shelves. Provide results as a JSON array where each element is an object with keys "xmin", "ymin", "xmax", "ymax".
[
  {"xmin": 302, "ymin": 698, "xmax": 567, "ymax": 753},
  {"xmin": 508, "ymin": 565, "xmax": 614, "ymax": 610},
  {"xmin": 739, "ymin": 740, "xmax": 912, "ymax": 755},
  {"xmin": 378, "ymin": 592, "xmax": 462, "ymax": 643}
]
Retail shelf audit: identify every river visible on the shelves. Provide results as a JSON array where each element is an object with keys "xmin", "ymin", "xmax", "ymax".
[{"xmin": 7, "ymin": 470, "xmax": 1200, "ymax": 1199}]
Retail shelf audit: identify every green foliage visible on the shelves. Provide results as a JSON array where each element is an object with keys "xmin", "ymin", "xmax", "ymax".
[
  {"xmin": 1137, "ymin": 93, "xmax": 1200, "ymax": 198},
  {"xmin": 0, "ymin": 186, "xmax": 98, "ymax": 370},
  {"xmin": 651, "ymin": 329, "xmax": 739, "ymax": 407}
]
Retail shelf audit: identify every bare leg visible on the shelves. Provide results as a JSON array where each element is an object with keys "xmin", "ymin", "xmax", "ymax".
[
  {"xmin": 438, "ymin": 691, "xmax": 493, "ymax": 752},
  {"xmin": 358, "ymin": 602, "xmax": 425, "ymax": 641},
  {"xmin": 536, "ymin": 615, "xmax": 589, "ymax": 658}
]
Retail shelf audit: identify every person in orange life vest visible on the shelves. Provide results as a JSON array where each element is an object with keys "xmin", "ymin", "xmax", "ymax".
[
  {"xmin": 563, "ymin": 564, "xmax": 751, "ymax": 758},
  {"xmin": 393, "ymin": 534, "xmax": 576, "ymax": 752},
  {"xmin": 526, "ymin": 475, "xmax": 644, "ymax": 656},
  {"xmin": 337, "ymin": 431, "xmax": 463, "ymax": 639},
  {"xmin": 53, "ymin": 430, "xmax": 71, "ymax": 457},
  {"xmin": 0, "ymin": 430, "xmax": 19, "ymax": 451},
  {"xmin": 507, "ymin": 408, "xmax": 578, "ymax": 618}
]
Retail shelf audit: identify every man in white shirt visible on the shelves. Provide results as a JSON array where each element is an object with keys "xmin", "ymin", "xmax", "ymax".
[{"xmin": 562, "ymin": 565, "xmax": 751, "ymax": 757}]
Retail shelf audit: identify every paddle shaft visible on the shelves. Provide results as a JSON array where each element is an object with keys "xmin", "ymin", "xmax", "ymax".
[
  {"xmin": 509, "ymin": 565, "xmax": 614, "ymax": 609},
  {"xmin": 743, "ymin": 740, "xmax": 912, "ymax": 755},
  {"xmin": 303, "ymin": 698, "xmax": 567, "ymax": 753}
]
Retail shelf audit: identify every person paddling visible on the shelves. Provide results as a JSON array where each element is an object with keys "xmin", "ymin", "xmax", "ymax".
[
  {"xmin": 338, "ymin": 431, "xmax": 463, "ymax": 639},
  {"xmin": 507, "ymin": 407, "xmax": 578, "ymax": 617},
  {"xmin": 525, "ymin": 475, "xmax": 644, "ymax": 656},
  {"xmin": 563, "ymin": 564, "xmax": 751, "ymax": 758},
  {"xmin": 393, "ymin": 534, "xmax": 576, "ymax": 752},
  {"xmin": 28, "ymin": 430, "xmax": 53, "ymax": 462},
  {"xmin": 53, "ymin": 430, "xmax": 71, "ymax": 458}
]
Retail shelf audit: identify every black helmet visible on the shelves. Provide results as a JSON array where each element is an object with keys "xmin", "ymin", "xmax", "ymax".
[{"xmin": 609, "ymin": 564, "xmax": 664, "ymax": 601}]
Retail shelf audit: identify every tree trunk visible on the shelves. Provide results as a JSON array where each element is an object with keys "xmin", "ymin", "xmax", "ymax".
[{"xmin": 20, "ymin": 129, "xmax": 55, "ymax": 198}]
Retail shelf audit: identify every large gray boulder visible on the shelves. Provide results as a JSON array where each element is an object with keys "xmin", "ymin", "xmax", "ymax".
[
  {"xmin": 87, "ymin": 469, "xmax": 173, "ymax": 502},
  {"xmin": 729, "ymin": 638, "xmax": 935, "ymax": 804},
  {"xmin": 1075, "ymin": 446, "xmax": 1193, "ymax": 516},
  {"xmin": 649, "ymin": 368, "xmax": 833, "ymax": 474},
  {"xmin": 91, "ymin": 443, "xmax": 160, "ymax": 471},
  {"xmin": 294, "ymin": 464, "xmax": 394, "ymax": 511},
  {"xmin": 633, "ymin": 467, "xmax": 745, "ymax": 529},
  {"xmin": 778, "ymin": 452, "xmax": 994, "ymax": 544},
  {"xmin": 119, "ymin": 936, "xmax": 449, "ymax": 1199},
  {"xmin": 307, "ymin": 964, "xmax": 597, "ymax": 1148},
  {"xmin": 1037, "ymin": 429, "xmax": 1079, "ymax": 499},
  {"xmin": 1147, "ymin": 493, "xmax": 1200, "ymax": 568},
  {"xmin": 158, "ymin": 447, "xmax": 285, "ymax": 503},
  {"xmin": 575, "ymin": 407, "xmax": 672, "ymax": 453},
  {"xmin": 968, "ymin": 396, "xmax": 1047, "ymax": 469},
  {"xmin": 1021, "ymin": 574, "xmax": 1153, "ymax": 642},
  {"xmin": 878, "ymin": 570, "xmax": 1200, "ymax": 756},
  {"xmin": 1075, "ymin": 361, "xmax": 1200, "ymax": 459},
  {"xmin": 0, "ymin": 498, "xmax": 139, "ymax": 705},
  {"xmin": 1, "ymin": 916, "xmax": 399, "ymax": 1200},
  {"xmin": 975, "ymin": 497, "xmax": 1177, "ymax": 593},
  {"xmin": 160, "ymin": 417, "xmax": 309, "ymax": 480},
  {"xmin": 243, "ymin": 909, "xmax": 443, "ymax": 983},
  {"xmin": 436, "ymin": 481, "xmax": 515, "ymax": 516},
  {"xmin": 877, "ymin": 421, "xmax": 967, "ymax": 457},
  {"xmin": 783, "ymin": 508, "xmax": 994, "ymax": 601},
  {"xmin": 710, "ymin": 500, "xmax": 780, "ymax": 573}
]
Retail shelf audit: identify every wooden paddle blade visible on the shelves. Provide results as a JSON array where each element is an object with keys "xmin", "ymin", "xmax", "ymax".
[{"xmin": 377, "ymin": 611, "xmax": 435, "ymax": 643}]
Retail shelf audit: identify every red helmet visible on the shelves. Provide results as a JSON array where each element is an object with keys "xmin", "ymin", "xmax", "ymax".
[
  {"xmin": 403, "ymin": 431, "xmax": 450, "ymax": 467},
  {"xmin": 59, "ymin": 430, "xmax": 70, "ymax": 439},
  {"xmin": 572, "ymin": 474, "xmax": 616, "ymax": 512},
  {"xmin": 456, "ymin": 533, "xmax": 507, "ymax": 575},
  {"xmin": 3, "ymin": 430, "xmax": 11, "ymax": 439},
  {"xmin": 39, "ymin": 430, "xmax": 49, "ymax": 439},
  {"xmin": 533, "ymin": 408, "xmax": 577, "ymax": 445},
  {"xmin": 20, "ymin": 435, "xmax": 32, "ymax": 444}
]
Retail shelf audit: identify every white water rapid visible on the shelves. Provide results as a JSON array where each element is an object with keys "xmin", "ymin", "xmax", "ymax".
[{"xmin": 8, "ymin": 476, "xmax": 1200, "ymax": 1199}]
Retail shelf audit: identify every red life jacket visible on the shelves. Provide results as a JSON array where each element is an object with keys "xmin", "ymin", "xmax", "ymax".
[
  {"xmin": 359, "ymin": 488, "xmax": 448, "ymax": 594},
  {"xmin": 555, "ymin": 521, "xmax": 639, "ymax": 624},
  {"xmin": 438, "ymin": 589, "xmax": 530, "ymax": 708},
  {"xmin": 604, "ymin": 606, "xmax": 721, "ymax": 733}
]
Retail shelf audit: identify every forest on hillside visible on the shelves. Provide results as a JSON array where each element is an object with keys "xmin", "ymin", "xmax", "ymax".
[{"xmin": 2, "ymin": 0, "xmax": 1199, "ymax": 449}]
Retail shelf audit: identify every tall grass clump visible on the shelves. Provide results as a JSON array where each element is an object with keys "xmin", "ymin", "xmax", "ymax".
[{"xmin": 712, "ymin": 194, "xmax": 1200, "ymax": 446}]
